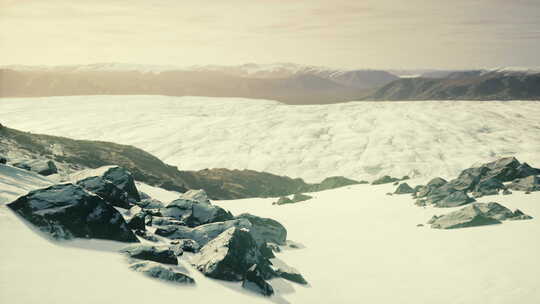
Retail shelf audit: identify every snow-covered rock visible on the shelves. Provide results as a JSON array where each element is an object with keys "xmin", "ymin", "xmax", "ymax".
[
  {"xmin": 235, "ymin": 213, "xmax": 287, "ymax": 245},
  {"xmin": 128, "ymin": 261, "xmax": 195, "ymax": 285},
  {"xmin": 120, "ymin": 244, "xmax": 178, "ymax": 265}
]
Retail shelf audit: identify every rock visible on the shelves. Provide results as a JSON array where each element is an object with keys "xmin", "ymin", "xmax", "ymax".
[
  {"xmin": 155, "ymin": 219, "xmax": 252, "ymax": 247},
  {"xmin": 191, "ymin": 227, "xmax": 267, "ymax": 281},
  {"xmin": 120, "ymin": 244, "xmax": 178, "ymax": 265},
  {"xmin": 129, "ymin": 261, "xmax": 195, "ymax": 285},
  {"xmin": 429, "ymin": 202, "xmax": 532, "ymax": 229},
  {"xmin": 170, "ymin": 239, "xmax": 201, "ymax": 253},
  {"xmin": 386, "ymin": 192, "xmax": 393, "ymax": 196},
  {"xmin": 301, "ymin": 176, "xmax": 361, "ymax": 192},
  {"xmin": 134, "ymin": 230, "xmax": 159, "ymax": 242},
  {"xmin": 401, "ymin": 175, "xmax": 410, "ymax": 181},
  {"xmin": 433, "ymin": 191, "xmax": 475, "ymax": 208},
  {"xmin": 7, "ymin": 183, "xmax": 138, "ymax": 242},
  {"xmin": 0, "ymin": 156, "xmax": 7, "ymax": 164},
  {"xmin": 416, "ymin": 224, "xmax": 424, "ymax": 227},
  {"xmin": 135, "ymin": 198, "xmax": 165, "ymax": 209},
  {"xmin": 394, "ymin": 182, "xmax": 415, "ymax": 194},
  {"xmin": 151, "ymin": 216, "xmax": 185, "ymax": 227},
  {"xmin": 12, "ymin": 159, "xmax": 58, "ymax": 176},
  {"xmin": 393, "ymin": 181, "xmax": 399, "ymax": 186},
  {"xmin": 371, "ymin": 175, "xmax": 400, "ymax": 185},
  {"xmin": 259, "ymin": 243, "xmax": 276, "ymax": 259},
  {"xmin": 510, "ymin": 209, "xmax": 534, "ymax": 220},
  {"xmin": 160, "ymin": 190, "xmax": 233, "ymax": 227},
  {"xmin": 236, "ymin": 213, "xmax": 287, "ymax": 245},
  {"xmin": 274, "ymin": 196, "xmax": 294, "ymax": 205},
  {"xmin": 76, "ymin": 167, "xmax": 141, "ymax": 208},
  {"xmin": 242, "ymin": 265, "xmax": 274, "ymax": 296},
  {"xmin": 508, "ymin": 175, "xmax": 540, "ymax": 192},
  {"xmin": 502, "ymin": 189, "xmax": 512, "ymax": 195},
  {"xmin": 267, "ymin": 243, "xmax": 281, "ymax": 253},
  {"xmin": 292, "ymin": 193, "xmax": 312, "ymax": 203},
  {"xmin": 127, "ymin": 212, "xmax": 146, "ymax": 230},
  {"xmin": 276, "ymin": 266, "xmax": 307, "ymax": 285}
]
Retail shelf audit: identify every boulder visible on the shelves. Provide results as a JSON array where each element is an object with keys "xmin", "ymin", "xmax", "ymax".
[
  {"xmin": 191, "ymin": 227, "xmax": 268, "ymax": 281},
  {"xmin": 394, "ymin": 182, "xmax": 415, "ymax": 194},
  {"xmin": 273, "ymin": 263, "xmax": 308, "ymax": 285},
  {"xmin": 236, "ymin": 213, "xmax": 287, "ymax": 245},
  {"xmin": 160, "ymin": 190, "xmax": 233, "ymax": 227},
  {"xmin": 134, "ymin": 230, "xmax": 159, "ymax": 242},
  {"xmin": 151, "ymin": 216, "xmax": 185, "ymax": 227},
  {"xmin": 371, "ymin": 175, "xmax": 400, "ymax": 185},
  {"xmin": 120, "ymin": 244, "xmax": 177, "ymax": 265},
  {"xmin": 508, "ymin": 175, "xmax": 540, "ymax": 192},
  {"xmin": 7, "ymin": 183, "xmax": 138, "ymax": 242},
  {"xmin": 0, "ymin": 156, "xmax": 7, "ymax": 164},
  {"xmin": 135, "ymin": 198, "xmax": 165, "ymax": 209},
  {"xmin": 126, "ymin": 212, "xmax": 146, "ymax": 231},
  {"xmin": 430, "ymin": 202, "xmax": 532, "ymax": 229},
  {"xmin": 12, "ymin": 159, "xmax": 58, "ymax": 176},
  {"xmin": 155, "ymin": 219, "xmax": 252, "ymax": 247},
  {"xmin": 129, "ymin": 261, "xmax": 195, "ymax": 285},
  {"xmin": 433, "ymin": 191, "xmax": 475, "ymax": 208},
  {"xmin": 76, "ymin": 167, "xmax": 141, "ymax": 208},
  {"xmin": 170, "ymin": 239, "xmax": 201, "ymax": 253},
  {"xmin": 242, "ymin": 265, "xmax": 274, "ymax": 296}
]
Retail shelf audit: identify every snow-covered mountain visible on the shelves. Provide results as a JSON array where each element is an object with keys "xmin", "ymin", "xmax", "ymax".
[{"xmin": 1, "ymin": 95, "xmax": 539, "ymax": 183}]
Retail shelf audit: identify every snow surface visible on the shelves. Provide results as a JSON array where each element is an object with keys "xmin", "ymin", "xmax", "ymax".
[
  {"xmin": 2, "ymin": 164, "xmax": 539, "ymax": 303},
  {"xmin": 1, "ymin": 95, "xmax": 540, "ymax": 182}
]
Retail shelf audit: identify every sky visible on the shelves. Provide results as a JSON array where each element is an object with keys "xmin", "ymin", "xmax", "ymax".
[{"xmin": 1, "ymin": 0, "xmax": 540, "ymax": 69}]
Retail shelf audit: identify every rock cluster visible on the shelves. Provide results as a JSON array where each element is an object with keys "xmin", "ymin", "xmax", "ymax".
[
  {"xmin": 415, "ymin": 157, "xmax": 540, "ymax": 208},
  {"xmin": 12, "ymin": 159, "xmax": 58, "ymax": 176}
]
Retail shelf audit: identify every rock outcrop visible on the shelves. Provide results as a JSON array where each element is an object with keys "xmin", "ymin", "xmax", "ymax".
[
  {"xmin": 394, "ymin": 182, "xmax": 415, "ymax": 194},
  {"xmin": 129, "ymin": 261, "xmax": 195, "ymax": 285},
  {"xmin": 371, "ymin": 175, "xmax": 401, "ymax": 185},
  {"xmin": 7, "ymin": 183, "xmax": 138, "ymax": 242},
  {"xmin": 429, "ymin": 202, "xmax": 532, "ymax": 229},
  {"xmin": 236, "ymin": 213, "xmax": 287, "ymax": 245},
  {"xmin": 120, "ymin": 244, "xmax": 178, "ymax": 265},
  {"xmin": 242, "ymin": 265, "xmax": 274, "ymax": 296}
]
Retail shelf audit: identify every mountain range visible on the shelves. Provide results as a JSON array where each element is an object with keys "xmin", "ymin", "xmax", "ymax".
[{"xmin": 1, "ymin": 63, "xmax": 539, "ymax": 103}]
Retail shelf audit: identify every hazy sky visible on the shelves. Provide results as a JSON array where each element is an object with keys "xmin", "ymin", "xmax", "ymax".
[{"xmin": 1, "ymin": 0, "xmax": 539, "ymax": 69}]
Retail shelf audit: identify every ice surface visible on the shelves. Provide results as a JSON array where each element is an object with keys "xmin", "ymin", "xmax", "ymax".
[{"xmin": 1, "ymin": 95, "xmax": 539, "ymax": 182}]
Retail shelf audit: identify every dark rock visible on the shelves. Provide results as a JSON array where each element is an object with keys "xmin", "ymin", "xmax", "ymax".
[
  {"xmin": 7, "ymin": 183, "xmax": 138, "ymax": 242},
  {"xmin": 0, "ymin": 156, "xmax": 7, "ymax": 164},
  {"xmin": 508, "ymin": 175, "xmax": 540, "ymax": 192},
  {"xmin": 510, "ymin": 209, "xmax": 534, "ymax": 220},
  {"xmin": 76, "ymin": 167, "xmax": 141, "ymax": 208},
  {"xmin": 151, "ymin": 216, "xmax": 185, "ymax": 227},
  {"xmin": 170, "ymin": 239, "xmax": 201, "ymax": 253},
  {"xmin": 120, "ymin": 244, "xmax": 177, "ymax": 265},
  {"xmin": 236, "ymin": 213, "xmax": 287, "ymax": 245},
  {"xmin": 160, "ymin": 190, "xmax": 233, "ymax": 227},
  {"xmin": 394, "ymin": 182, "xmax": 415, "ymax": 194},
  {"xmin": 267, "ymin": 243, "xmax": 281, "ymax": 253},
  {"xmin": 502, "ymin": 189, "xmax": 512, "ymax": 195},
  {"xmin": 192, "ymin": 227, "xmax": 267, "ymax": 281},
  {"xmin": 134, "ymin": 230, "xmax": 159, "ymax": 242},
  {"xmin": 385, "ymin": 192, "xmax": 393, "ymax": 196},
  {"xmin": 13, "ymin": 159, "xmax": 58, "ymax": 176},
  {"xmin": 259, "ymin": 243, "xmax": 276, "ymax": 259},
  {"xmin": 127, "ymin": 212, "xmax": 146, "ymax": 230},
  {"xmin": 416, "ymin": 224, "xmax": 424, "ymax": 227},
  {"xmin": 393, "ymin": 181, "xmax": 399, "ymax": 186},
  {"xmin": 401, "ymin": 175, "xmax": 410, "ymax": 181},
  {"xmin": 430, "ymin": 202, "xmax": 532, "ymax": 229},
  {"xmin": 301, "ymin": 176, "xmax": 361, "ymax": 192},
  {"xmin": 242, "ymin": 265, "xmax": 274, "ymax": 296},
  {"xmin": 275, "ymin": 266, "xmax": 308, "ymax": 285},
  {"xmin": 274, "ymin": 196, "xmax": 294, "ymax": 205},
  {"xmin": 135, "ymin": 198, "xmax": 165, "ymax": 209},
  {"xmin": 292, "ymin": 193, "xmax": 312, "ymax": 203},
  {"xmin": 433, "ymin": 191, "xmax": 475, "ymax": 208},
  {"xmin": 129, "ymin": 261, "xmax": 195, "ymax": 285},
  {"xmin": 155, "ymin": 219, "xmax": 252, "ymax": 247},
  {"xmin": 371, "ymin": 175, "xmax": 400, "ymax": 185}
]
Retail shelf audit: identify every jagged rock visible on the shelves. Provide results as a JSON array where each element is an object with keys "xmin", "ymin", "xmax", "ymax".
[
  {"xmin": 430, "ymin": 202, "xmax": 532, "ymax": 229},
  {"xmin": 155, "ymin": 219, "xmax": 252, "ymax": 247},
  {"xmin": 129, "ymin": 261, "xmax": 195, "ymax": 285},
  {"xmin": 242, "ymin": 265, "xmax": 274, "ymax": 296},
  {"xmin": 151, "ymin": 216, "xmax": 185, "ymax": 227},
  {"xmin": 134, "ymin": 230, "xmax": 159, "ymax": 242},
  {"xmin": 12, "ymin": 159, "xmax": 58, "ymax": 176},
  {"xmin": 120, "ymin": 244, "xmax": 178, "ymax": 265},
  {"xmin": 301, "ymin": 176, "xmax": 362, "ymax": 192},
  {"xmin": 160, "ymin": 190, "xmax": 233, "ymax": 227},
  {"xmin": 371, "ymin": 175, "xmax": 400, "ymax": 185},
  {"xmin": 135, "ymin": 198, "xmax": 165, "ymax": 209},
  {"xmin": 272, "ymin": 262, "xmax": 308, "ymax": 285},
  {"xmin": 191, "ymin": 227, "xmax": 267, "ymax": 281},
  {"xmin": 510, "ymin": 209, "xmax": 533, "ymax": 220},
  {"xmin": 236, "ymin": 213, "xmax": 287, "ymax": 245},
  {"xmin": 0, "ymin": 156, "xmax": 7, "ymax": 164},
  {"xmin": 434, "ymin": 191, "xmax": 475, "ymax": 208},
  {"xmin": 76, "ymin": 167, "xmax": 141, "ymax": 208},
  {"xmin": 170, "ymin": 239, "xmax": 201, "ymax": 253},
  {"xmin": 259, "ymin": 243, "xmax": 276, "ymax": 259},
  {"xmin": 508, "ymin": 175, "xmax": 540, "ymax": 192},
  {"xmin": 394, "ymin": 182, "xmax": 415, "ymax": 194},
  {"xmin": 7, "ymin": 183, "xmax": 138, "ymax": 242},
  {"xmin": 127, "ymin": 212, "xmax": 146, "ymax": 230}
]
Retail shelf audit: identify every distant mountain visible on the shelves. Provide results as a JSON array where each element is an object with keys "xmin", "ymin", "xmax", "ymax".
[
  {"xmin": 367, "ymin": 69, "xmax": 540, "ymax": 100},
  {"xmin": 0, "ymin": 63, "xmax": 398, "ymax": 104}
]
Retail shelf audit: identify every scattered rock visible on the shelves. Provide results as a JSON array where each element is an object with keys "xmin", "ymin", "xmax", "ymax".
[
  {"xmin": 12, "ymin": 159, "xmax": 58, "ymax": 176},
  {"xmin": 394, "ymin": 182, "xmax": 415, "ymax": 194},
  {"xmin": 242, "ymin": 265, "xmax": 274, "ymax": 296},
  {"xmin": 430, "ymin": 202, "xmax": 532, "ymax": 229},
  {"xmin": 236, "ymin": 213, "xmax": 287, "ymax": 245},
  {"xmin": 434, "ymin": 191, "xmax": 475, "ymax": 208},
  {"xmin": 371, "ymin": 175, "xmax": 400, "ymax": 185},
  {"xmin": 508, "ymin": 175, "xmax": 540, "ymax": 192},
  {"xmin": 7, "ymin": 183, "xmax": 138, "ymax": 242},
  {"xmin": 76, "ymin": 167, "xmax": 141, "ymax": 208},
  {"xmin": 155, "ymin": 219, "xmax": 252, "ymax": 247},
  {"xmin": 160, "ymin": 190, "xmax": 233, "ymax": 227},
  {"xmin": 191, "ymin": 227, "xmax": 268, "ymax": 281},
  {"xmin": 120, "ymin": 244, "xmax": 178, "ymax": 265},
  {"xmin": 129, "ymin": 261, "xmax": 195, "ymax": 285},
  {"xmin": 170, "ymin": 239, "xmax": 201, "ymax": 253},
  {"xmin": 0, "ymin": 156, "xmax": 7, "ymax": 164},
  {"xmin": 274, "ymin": 193, "xmax": 312, "ymax": 205}
]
